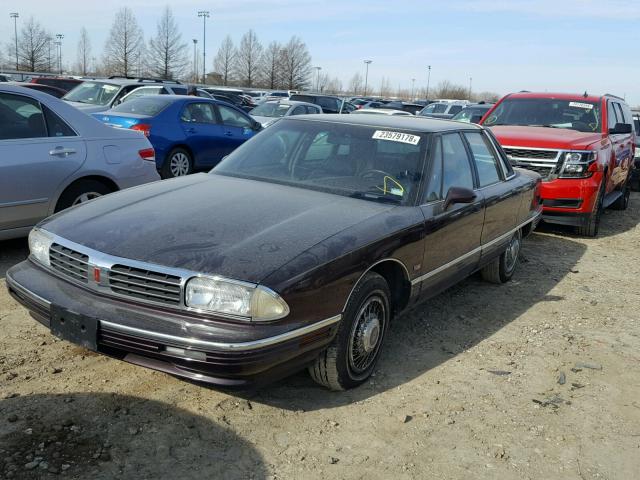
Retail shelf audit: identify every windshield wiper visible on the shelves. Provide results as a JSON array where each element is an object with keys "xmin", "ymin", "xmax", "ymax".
[{"xmin": 350, "ymin": 191, "xmax": 402, "ymax": 204}]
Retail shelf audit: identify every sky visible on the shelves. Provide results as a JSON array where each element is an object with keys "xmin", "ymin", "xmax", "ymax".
[{"xmin": 2, "ymin": 0, "xmax": 640, "ymax": 105}]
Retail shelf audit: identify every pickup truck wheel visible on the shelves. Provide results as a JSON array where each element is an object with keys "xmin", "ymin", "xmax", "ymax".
[
  {"xmin": 54, "ymin": 180, "xmax": 112, "ymax": 212},
  {"xmin": 610, "ymin": 181, "xmax": 630, "ymax": 210},
  {"xmin": 161, "ymin": 148, "xmax": 193, "ymax": 179},
  {"xmin": 577, "ymin": 180, "xmax": 605, "ymax": 237},
  {"xmin": 481, "ymin": 229, "xmax": 522, "ymax": 284},
  {"xmin": 308, "ymin": 272, "xmax": 390, "ymax": 391}
]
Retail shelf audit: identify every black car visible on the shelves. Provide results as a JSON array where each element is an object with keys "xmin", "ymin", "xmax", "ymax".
[
  {"xmin": 7, "ymin": 115, "xmax": 542, "ymax": 390},
  {"xmin": 378, "ymin": 101, "xmax": 424, "ymax": 115},
  {"xmin": 289, "ymin": 94, "xmax": 355, "ymax": 114}
]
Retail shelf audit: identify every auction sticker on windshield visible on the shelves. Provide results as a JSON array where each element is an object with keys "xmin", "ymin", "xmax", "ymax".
[
  {"xmin": 568, "ymin": 102, "xmax": 593, "ymax": 110},
  {"xmin": 372, "ymin": 130, "xmax": 420, "ymax": 145}
]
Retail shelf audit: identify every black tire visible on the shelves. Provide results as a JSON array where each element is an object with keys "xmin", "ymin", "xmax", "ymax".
[
  {"xmin": 54, "ymin": 179, "xmax": 112, "ymax": 212},
  {"xmin": 308, "ymin": 272, "xmax": 391, "ymax": 391},
  {"xmin": 576, "ymin": 179, "xmax": 605, "ymax": 237},
  {"xmin": 161, "ymin": 148, "xmax": 193, "ymax": 179},
  {"xmin": 481, "ymin": 229, "xmax": 522, "ymax": 284},
  {"xmin": 610, "ymin": 180, "xmax": 630, "ymax": 210}
]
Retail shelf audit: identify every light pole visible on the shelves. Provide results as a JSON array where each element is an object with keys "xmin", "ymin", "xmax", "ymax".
[
  {"xmin": 468, "ymin": 76, "xmax": 473, "ymax": 100},
  {"xmin": 363, "ymin": 60, "xmax": 372, "ymax": 97},
  {"xmin": 197, "ymin": 10, "xmax": 210, "ymax": 84},
  {"xmin": 55, "ymin": 34, "xmax": 64, "ymax": 74},
  {"xmin": 426, "ymin": 65, "xmax": 431, "ymax": 100},
  {"xmin": 54, "ymin": 41, "xmax": 61, "ymax": 74},
  {"xmin": 314, "ymin": 66, "xmax": 321, "ymax": 91},
  {"xmin": 192, "ymin": 39, "xmax": 198, "ymax": 83},
  {"xmin": 411, "ymin": 78, "xmax": 416, "ymax": 101},
  {"xmin": 10, "ymin": 13, "xmax": 19, "ymax": 71}
]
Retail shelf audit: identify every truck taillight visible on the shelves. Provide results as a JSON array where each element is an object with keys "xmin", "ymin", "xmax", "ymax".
[
  {"xmin": 131, "ymin": 123, "xmax": 151, "ymax": 137},
  {"xmin": 138, "ymin": 148, "xmax": 155, "ymax": 162}
]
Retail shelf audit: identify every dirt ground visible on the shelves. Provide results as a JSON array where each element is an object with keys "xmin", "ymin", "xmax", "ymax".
[{"xmin": 1, "ymin": 194, "xmax": 639, "ymax": 480}]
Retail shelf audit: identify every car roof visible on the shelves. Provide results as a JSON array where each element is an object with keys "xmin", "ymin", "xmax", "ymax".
[
  {"xmin": 77, "ymin": 78, "xmax": 182, "ymax": 87},
  {"xmin": 505, "ymin": 91, "xmax": 605, "ymax": 103},
  {"xmin": 262, "ymin": 100, "xmax": 319, "ymax": 108},
  {"xmin": 285, "ymin": 113, "xmax": 482, "ymax": 132}
]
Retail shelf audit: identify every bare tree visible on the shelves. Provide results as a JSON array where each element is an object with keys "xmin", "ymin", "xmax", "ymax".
[
  {"xmin": 433, "ymin": 80, "xmax": 468, "ymax": 99},
  {"xmin": 278, "ymin": 36, "xmax": 311, "ymax": 90},
  {"xmin": 235, "ymin": 30, "xmax": 263, "ymax": 87},
  {"xmin": 16, "ymin": 17, "xmax": 50, "ymax": 72},
  {"xmin": 148, "ymin": 7, "xmax": 188, "ymax": 80},
  {"xmin": 213, "ymin": 35, "xmax": 236, "ymax": 86},
  {"xmin": 379, "ymin": 77, "xmax": 392, "ymax": 97},
  {"xmin": 103, "ymin": 7, "xmax": 144, "ymax": 77},
  {"xmin": 76, "ymin": 28, "xmax": 91, "ymax": 75},
  {"xmin": 325, "ymin": 77, "xmax": 343, "ymax": 94},
  {"xmin": 259, "ymin": 41, "xmax": 281, "ymax": 89},
  {"xmin": 348, "ymin": 72, "xmax": 363, "ymax": 95}
]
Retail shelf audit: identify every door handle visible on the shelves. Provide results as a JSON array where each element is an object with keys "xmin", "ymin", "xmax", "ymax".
[
  {"xmin": 49, "ymin": 147, "xmax": 76, "ymax": 157},
  {"xmin": 224, "ymin": 131, "xmax": 233, "ymax": 137}
]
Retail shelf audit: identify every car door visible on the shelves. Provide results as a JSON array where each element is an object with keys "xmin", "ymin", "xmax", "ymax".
[
  {"xmin": 608, "ymin": 101, "xmax": 634, "ymax": 190},
  {"xmin": 417, "ymin": 132, "xmax": 485, "ymax": 297},
  {"xmin": 462, "ymin": 130, "xmax": 521, "ymax": 260},
  {"xmin": 179, "ymin": 101, "xmax": 226, "ymax": 167},
  {"xmin": 0, "ymin": 91, "xmax": 86, "ymax": 234},
  {"xmin": 214, "ymin": 104, "xmax": 257, "ymax": 159}
]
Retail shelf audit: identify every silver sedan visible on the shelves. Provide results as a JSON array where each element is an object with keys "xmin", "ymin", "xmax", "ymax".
[{"xmin": 0, "ymin": 84, "xmax": 160, "ymax": 240}]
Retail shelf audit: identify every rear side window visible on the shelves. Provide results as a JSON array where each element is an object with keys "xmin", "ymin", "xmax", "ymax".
[
  {"xmin": 112, "ymin": 97, "xmax": 173, "ymax": 116},
  {"xmin": 464, "ymin": 132, "xmax": 502, "ymax": 187},
  {"xmin": 317, "ymin": 97, "xmax": 340, "ymax": 113},
  {"xmin": 181, "ymin": 102, "xmax": 217, "ymax": 124},
  {"xmin": 291, "ymin": 106, "xmax": 306, "ymax": 115},
  {"xmin": 44, "ymin": 106, "xmax": 76, "ymax": 137},
  {"xmin": 172, "ymin": 87, "xmax": 188, "ymax": 95},
  {"xmin": 0, "ymin": 92, "xmax": 47, "ymax": 140}
]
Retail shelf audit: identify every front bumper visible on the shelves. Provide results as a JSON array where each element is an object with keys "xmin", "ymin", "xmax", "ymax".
[
  {"xmin": 538, "ymin": 174, "xmax": 601, "ymax": 226},
  {"xmin": 6, "ymin": 261, "xmax": 339, "ymax": 388}
]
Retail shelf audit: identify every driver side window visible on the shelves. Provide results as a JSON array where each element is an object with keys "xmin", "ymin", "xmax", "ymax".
[{"xmin": 442, "ymin": 133, "xmax": 474, "ymax": 193}]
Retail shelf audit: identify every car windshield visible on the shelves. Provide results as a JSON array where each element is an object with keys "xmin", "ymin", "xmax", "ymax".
[
  {"xmin": 213, "ymin": 119, "xmax": 427, "ymax": 205},
  {"xmin": 250, "ymin": 102, "xmax": 291, "ymax": 118},
  {"xmin": 452, "ymin": 107, "xmax": 488, "ymax": 122},
  {"xmin": 110, "ymin": 97, "xmax": 173, "ymax": 116},
  {"xmin": 63, "ymin": 82, "xmax": 120, "ymax": 106},
  {"xmin": 483, "ymin": 98, "xmax": 601, "ymax": 133}
]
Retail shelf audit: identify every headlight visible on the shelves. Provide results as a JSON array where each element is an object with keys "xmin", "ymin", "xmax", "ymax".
[
  {"xmin": 185, "ymin": 276, "xmax": 289, "ymax": 321},
  {"xmin": 559, "ymin": 151, "xmax": 597, "ymax": 178},
  {"xmin": 28, "ymin": 228, "xmax": 53, "ymax": 267}
]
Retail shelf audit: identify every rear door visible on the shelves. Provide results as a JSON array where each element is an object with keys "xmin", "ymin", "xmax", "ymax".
[
  {"xmin": 0, "ymin": 91, "xmax": 86, "ymax": 233},
  {"xmin": 417, "ymin": 132, "xmax": 485, "ymax": 296},
  {"xmin": 214, "ymin": 104, "xmax": 257, "ymax": 159},
  {"xmin": 179, "ymin": 101, "xmax": 225, "ymax": 167}
]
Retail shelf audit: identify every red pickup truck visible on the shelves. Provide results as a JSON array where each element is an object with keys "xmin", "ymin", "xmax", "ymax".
[{"xmin": 481, "ymin": 92, "xmax": 635, "ymax": 236}]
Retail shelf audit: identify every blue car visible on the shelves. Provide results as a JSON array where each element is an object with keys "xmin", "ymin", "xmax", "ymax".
[{"xmin": 92, "ymin": 95, "xmax": 262, "ymax": 178}]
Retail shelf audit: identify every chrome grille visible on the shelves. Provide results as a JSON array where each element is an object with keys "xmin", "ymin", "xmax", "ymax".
[
  {"xmin": 108, "ymin": 264, "xmax": 182, "ymax": 306},
  {"xmin": 49, "ymin": 244, "xmax": 89, "ymax": 283},
  {"xmin": 503, "ymin": 148, "xmax": 558, "ymax": 160}
]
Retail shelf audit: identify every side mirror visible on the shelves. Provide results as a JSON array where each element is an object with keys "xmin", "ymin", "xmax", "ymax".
[
  {"xmin": 444, "ymin": 186, "xmax": 476, "ymax": 210},
  {"xmin": 253, "ymin": 121, "xmax": 262, "ymax": 131},
  {"xmin": 470, "ymin": 114, "xmax": 483, "ymax": 124},
  {"xmin": 609, "ymin": 122, "xmax": 632, "ymax": 134}
]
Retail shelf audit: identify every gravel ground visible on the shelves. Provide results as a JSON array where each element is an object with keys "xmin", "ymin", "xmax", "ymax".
[{"xmin": 1, "ymin": 194, "xmax": 639, "ymax": 479}]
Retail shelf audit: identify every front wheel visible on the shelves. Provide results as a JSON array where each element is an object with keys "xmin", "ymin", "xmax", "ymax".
[
  {"xmin": 481, "ymin": 229, "xmax": 522, "ymax": 284},
  {"xmin": 161, "ymin": 148, "xmax": 193, "ymax": 179},
  {"xmin": 610, "ymin": 180, "xmax": 630, "ymax": 210},
  {"xmin": 577, "ymin": 180, "xmax": 605, "ymax": 237},
  {"xmin": 308, "ymin": 272, "xmax": 390, "ymax": 390}
]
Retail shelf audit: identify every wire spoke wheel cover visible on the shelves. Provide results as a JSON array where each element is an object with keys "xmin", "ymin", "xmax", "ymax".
[
  {"xmin": 347, "ymin": 293, "xmax": 387, "ymax": 378},
  {"xmin": 170, "ymin": 152, "xmax": 191, "ymax": 177},
  {"xmin": 504, "ymin": 232, "xmax": 521, "ymax": 274},
  {"xmin": 71, "ymin": 192, "xmax": 102, "ymax": 206}
]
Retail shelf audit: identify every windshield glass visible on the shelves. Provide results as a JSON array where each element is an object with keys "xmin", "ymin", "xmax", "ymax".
[
  {"xmin": 111, "ymin": 97, "xmax": 173, "ymax": 116},
  {"xmin": 63, "ymin": 82, "xmax": 120, "ymax": 106},
  {"xmin": 483, "ymin": 98, "xmax": 601, "ymax": 133},
  {"xmin": 452, "ymin": 107, "xmax": 488, "ymax": 122},
  {"xmin": 213, "ymin": 119, "xmax": 427, "ymax": 205},
  {"xmin": 250, "ymin": 102, "xmax": 291, "ymax": 118}
]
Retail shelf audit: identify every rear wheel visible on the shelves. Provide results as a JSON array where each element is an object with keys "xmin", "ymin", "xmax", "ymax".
[
  {"xmin": 161, "ymin": 148, "xmax": 193, "ymax": 179},
  {"xmin": 308, "ymin": 272, "xmax": 390, "ymax": 390},
  {"xmin": 577, "ymin": 180, "xmax": 605, "ymax": 237},
  {"xmin": 55, "ymin": 180, "xmax": 112, "ymax": 212},
  {"xmin": 481, "ymin": 229, "xmax": 522, "ymax": 284}
]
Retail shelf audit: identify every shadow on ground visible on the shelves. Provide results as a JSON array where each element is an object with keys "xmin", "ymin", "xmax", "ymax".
[
  {"xmin": 0, "ymin": 393, "xmax": 267, "ymax": 479},
  {"xmin": 238, "ymin": 231, "xmax": 587, "ymax": 410},
  {"xmin": 0, "ymin": 238, "xmax": 28, "ymax": 280}
]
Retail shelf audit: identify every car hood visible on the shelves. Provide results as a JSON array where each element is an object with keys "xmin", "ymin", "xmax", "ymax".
[
  {"xmin": 489, "ymin": 125, "xmax": 604, "ymax": 150},
  {"xmin": 39, "ymin": 174, "xmax": 393, "ymax": 284},
  {"xmin": 63, "ymin": 100, "xmax": 109, "ymax": 114}
]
